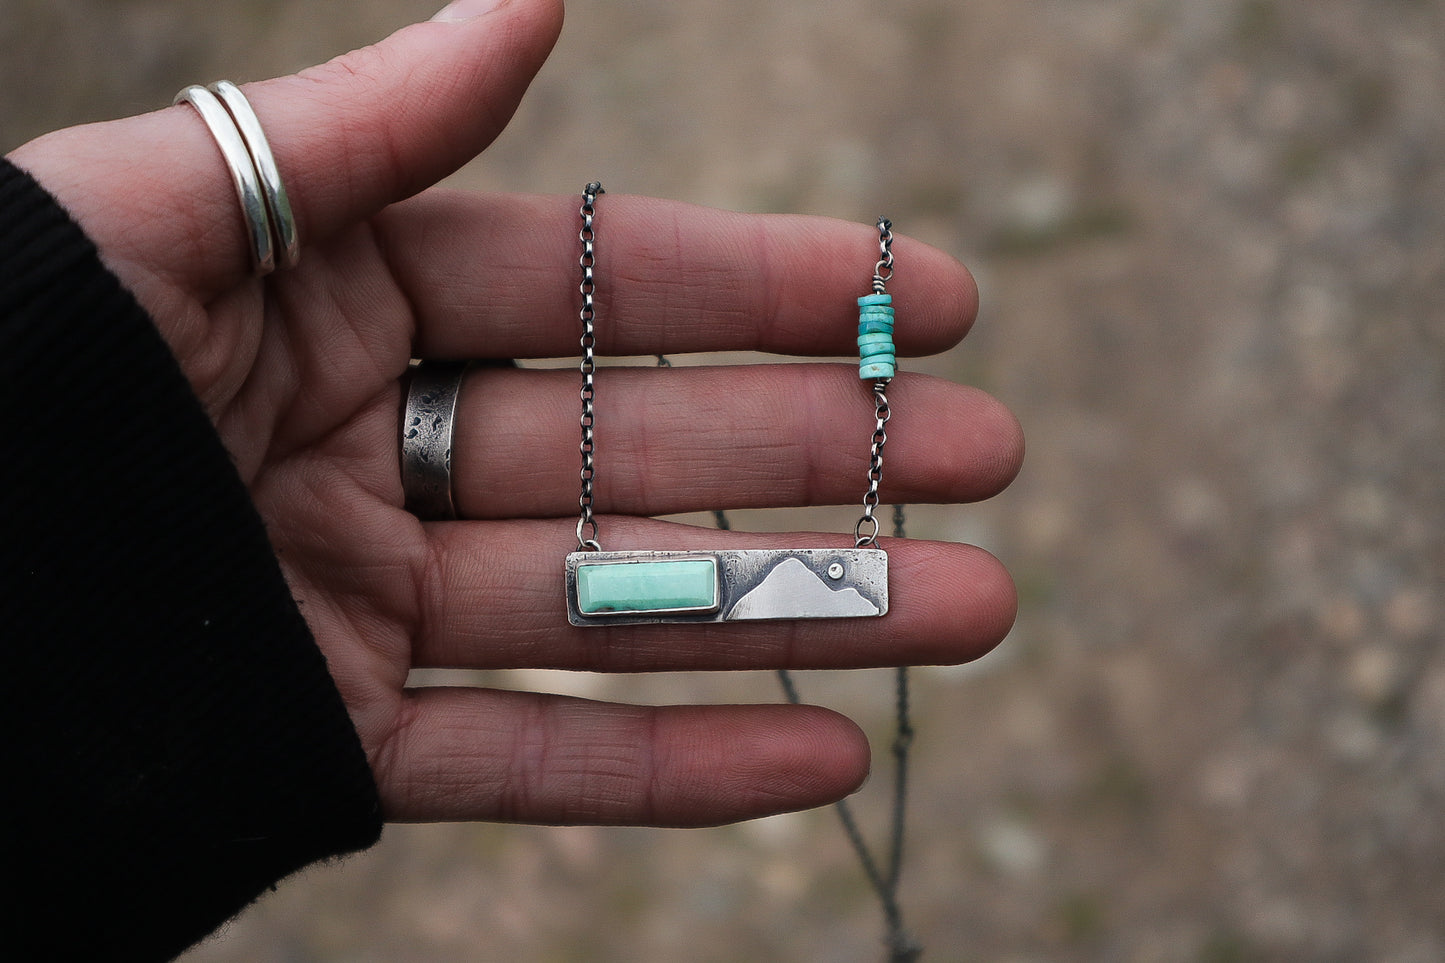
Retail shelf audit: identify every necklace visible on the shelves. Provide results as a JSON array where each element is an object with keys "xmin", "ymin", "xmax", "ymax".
[
  {"xmin": 568, "ymin": 183, "xmax": 919, "ymax": 960},
  {"xmin": 566, "ymin": 183, "xmax": 892, "ymax": 626}
]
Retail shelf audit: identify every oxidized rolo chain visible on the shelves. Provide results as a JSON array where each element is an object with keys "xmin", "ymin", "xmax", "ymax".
[
  {"xmin": 856, "ymin": 383, "xmax": 893, "ymax": 547},
  {"xmin": 856, "ymin": 219, "xmax": 895, "ymax": 549},
  {"xmin": 576, "ymin": 182, "xmax": 603, "ymax": 552},
  {"xmin": 788, "ymin": 219, "xmax": 919, "ymax": 962},
  {"xmin": 833, "ymin": 217, "xmax": 921, "ymax": 962}
]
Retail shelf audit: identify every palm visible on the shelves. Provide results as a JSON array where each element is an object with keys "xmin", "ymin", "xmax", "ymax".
[
  {"xmin": 219, "ymin": 239, "xmax": 427, "ymax": 783},
  {"xmin": 8, "ymin": 1, "xmax": 1021, "ymax": 826}
]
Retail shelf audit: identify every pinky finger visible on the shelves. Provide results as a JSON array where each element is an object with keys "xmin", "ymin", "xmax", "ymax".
[{"xmin": 374, "ymin": 688, "xmax": 871, "ymax": 825}]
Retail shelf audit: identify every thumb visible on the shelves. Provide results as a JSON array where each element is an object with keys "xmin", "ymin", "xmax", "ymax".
[
  {"xmin": 262, "ymin": 0, "xmax": 565, "ymax": 246},
  {"xmin": 9, "ymin": 0, "xmax": 563, "ymax": 286}
]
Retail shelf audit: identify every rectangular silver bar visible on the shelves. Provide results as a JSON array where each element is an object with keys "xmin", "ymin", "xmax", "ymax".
[{"xmin": 566, "ymin": 548, "xmax": 888, "ymax": 626}]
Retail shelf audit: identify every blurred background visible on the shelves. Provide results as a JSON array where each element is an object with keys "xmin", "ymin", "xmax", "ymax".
[{"xmin": 5, "ymin": 0, "xmax": 1443, "ymax": 959}]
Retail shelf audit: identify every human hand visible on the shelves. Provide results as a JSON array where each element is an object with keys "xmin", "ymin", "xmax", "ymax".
[{"xmin": 7, "ymin": 0, "xmax": 1021, "ymax": 827}]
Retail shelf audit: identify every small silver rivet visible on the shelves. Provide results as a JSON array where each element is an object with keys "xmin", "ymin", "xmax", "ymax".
[{"xmin": 827, "ymin": 563, "xmax": 845, "ymax": 580}]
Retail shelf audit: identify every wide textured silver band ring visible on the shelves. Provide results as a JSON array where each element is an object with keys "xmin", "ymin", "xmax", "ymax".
[
  {"xmin": 174, "ymin": 81, "xmax": 299, "ymax": 275},
  {"xmin": 402, "ymin": 360, "xmax": 470, "ymax": 521}
]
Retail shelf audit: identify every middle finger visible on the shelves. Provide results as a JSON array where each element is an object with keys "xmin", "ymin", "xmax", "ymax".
[{"xmin": 450, "ymin": 363, "xmax": 1022, "ymax": 520}]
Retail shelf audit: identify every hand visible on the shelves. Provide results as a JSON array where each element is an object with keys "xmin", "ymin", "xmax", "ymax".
[{"xmin": 7, "ymin": 0, "xmax": 1021, "ymax": 826}]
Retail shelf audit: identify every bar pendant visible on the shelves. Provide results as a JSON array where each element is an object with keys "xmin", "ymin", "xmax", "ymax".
[{"xmin": 566, "ymin": 549, "xmax": 888, "ymax": 626}]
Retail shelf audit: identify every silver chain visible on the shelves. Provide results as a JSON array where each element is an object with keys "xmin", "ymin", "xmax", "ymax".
[
  {"xmin": 874, "ymin": 216, "xmax": 895, "ymax": 292},
  {"xmin": 855, "ymin": 218, "xmax": 896, "ymax": 549},
  {"xmin": 576, "ymin": 182, "xmax": 604, "ymax": 551},
  {"xmin": 802, "ymin": 217, "xmax": 920, "ymax": 961},
  {"xmin": 855, "ymin": 383, "xmax": 893, "ymax": 546}
]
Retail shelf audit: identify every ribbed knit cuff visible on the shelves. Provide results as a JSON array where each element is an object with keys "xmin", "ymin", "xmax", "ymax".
[{"xmin": 1, "ymin": 157, "xmax": 383, "ymax": 961}]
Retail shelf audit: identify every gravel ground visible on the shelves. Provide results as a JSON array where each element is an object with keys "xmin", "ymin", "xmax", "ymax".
[{"xmin": 5, "ymin": 0, "xmax": 1443, "ymax": 960}]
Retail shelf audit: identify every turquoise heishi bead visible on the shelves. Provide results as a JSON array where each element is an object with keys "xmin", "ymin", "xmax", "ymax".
[
  {"xmin": 576, "ymin": 558, "xmax": 719, "ymax": 614},
  {"xmin": 858, "ymin": 294, "xmax": 896, "ymax": 380}
]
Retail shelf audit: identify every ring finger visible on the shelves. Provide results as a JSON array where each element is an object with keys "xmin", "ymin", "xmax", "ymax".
[{"xmin": 410, "ymin": 517, "xmax": 1018, "ymax": 673}]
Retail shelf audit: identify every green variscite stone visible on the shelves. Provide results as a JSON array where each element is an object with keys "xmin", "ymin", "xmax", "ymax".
[{"xmin": 577, "ymin": 558, "xmax": 719, "ymax": 614}]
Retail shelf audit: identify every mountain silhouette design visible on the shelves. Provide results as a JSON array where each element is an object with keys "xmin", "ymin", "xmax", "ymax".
[{"xmin": 727, "ymin": 557, "xmax": 881, "ymax": 620}]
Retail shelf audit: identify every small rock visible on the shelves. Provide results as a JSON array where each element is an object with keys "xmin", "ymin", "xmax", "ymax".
[{"xmin": 978, "ymin": 818, "xmax": 1047, "ymax": 878}]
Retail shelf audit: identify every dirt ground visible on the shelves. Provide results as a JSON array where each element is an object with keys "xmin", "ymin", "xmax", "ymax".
[{"xmin": 5, "ymin": 0, "xmax": 1443, "ymax": 960}]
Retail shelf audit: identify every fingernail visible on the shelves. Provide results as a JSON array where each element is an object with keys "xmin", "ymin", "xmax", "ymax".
[{"xmin": 430, "ymin": 0, "xmax": 505, "ymax": 23}]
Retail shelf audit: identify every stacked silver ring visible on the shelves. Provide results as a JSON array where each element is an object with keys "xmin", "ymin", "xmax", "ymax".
[{"xmin": 175, "ymin": 81, "xmax": 299, "ymax": 275}]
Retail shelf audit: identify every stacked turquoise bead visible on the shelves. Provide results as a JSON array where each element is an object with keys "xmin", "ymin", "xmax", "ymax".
[{"xmin": 857, "ymin": 293, "xmax": 896, "ymax": 380}]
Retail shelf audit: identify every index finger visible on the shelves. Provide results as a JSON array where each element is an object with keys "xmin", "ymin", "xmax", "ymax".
[{"xmin": 375, "ymin": 191, "xmax": 980, "ymax": 359}]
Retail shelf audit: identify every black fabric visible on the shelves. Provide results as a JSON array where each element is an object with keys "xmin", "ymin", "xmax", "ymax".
[{"xmin": 1, "ymin": 158, "xmax": 383, "ymax": 961}]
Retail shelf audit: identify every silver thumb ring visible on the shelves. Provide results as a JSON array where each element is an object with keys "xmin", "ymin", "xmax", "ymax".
[
  {"xmin": 402, "ymin": 360, "xmax": 470, "ymax": 521},
  {"xmin": 174, "ymin": 80, "xmax": 299, "ymax": 276}
]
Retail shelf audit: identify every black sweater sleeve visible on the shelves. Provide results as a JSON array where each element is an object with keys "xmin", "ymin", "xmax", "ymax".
[{"xmin": 1, "ymin": 158, "xmax": 383, "ymax": 960}]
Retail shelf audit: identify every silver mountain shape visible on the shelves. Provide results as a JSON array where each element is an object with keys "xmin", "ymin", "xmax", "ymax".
[{"xmin": 726, "ymin": 557, "xmax": 882, "ymax": 620}]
